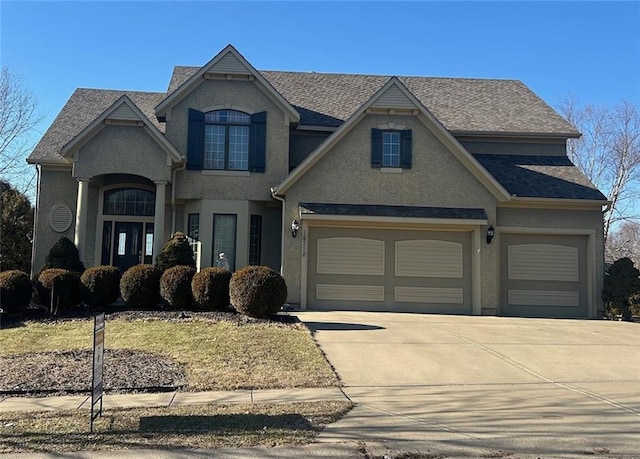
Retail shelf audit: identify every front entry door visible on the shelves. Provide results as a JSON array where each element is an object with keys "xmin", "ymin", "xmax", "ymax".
[{"xmin": 113, "ymin": 222, "xmax": 144, "ymax": 273}]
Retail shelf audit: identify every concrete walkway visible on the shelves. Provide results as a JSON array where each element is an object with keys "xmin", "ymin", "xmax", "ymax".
[
  {"xmin": 0, "ymin": 387, "xmax": 348, "ymax": 412},
  {"xmin": 296, "ymin": 311, "xmax": 640, "ymax": 458}
]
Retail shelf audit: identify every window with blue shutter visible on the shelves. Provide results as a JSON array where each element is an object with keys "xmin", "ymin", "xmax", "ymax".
[
  {"xmin": 371, "ymin": 128, "xmax": 412, "ymax": 169},
  {"xmin": 187, "ymin": 109, "xmax": 267, "ymax": 172}
]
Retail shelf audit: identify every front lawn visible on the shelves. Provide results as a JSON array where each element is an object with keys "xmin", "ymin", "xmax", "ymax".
[
  {"xmin": 0, "ymin": 401, "xmax": 353, "ymax": 453},
  {"xmin": 0, "ymin": 311, "xmax": 340, "ymax": 393}
]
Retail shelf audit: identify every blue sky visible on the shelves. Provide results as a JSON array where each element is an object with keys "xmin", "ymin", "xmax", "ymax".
[{"xmin": 2, "ymin": 1, "xmax": 639, "ymax": 146}]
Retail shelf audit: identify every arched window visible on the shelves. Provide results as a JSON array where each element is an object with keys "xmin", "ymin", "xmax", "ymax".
[
  {"xmin": 204, "ymin": 109, "xmax": 251, "ymax": 170},
  {"xmin": 103, "ymin": 188, "xmax": 155, "ymax": 216}
]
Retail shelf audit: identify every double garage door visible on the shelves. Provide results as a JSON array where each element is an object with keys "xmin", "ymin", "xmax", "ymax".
[
  {"xmin": 307, "ymin": 227, "xmax": 473, "ymax": 313},
  {"xmin": 500, "ymin": 234, "xmax": 589, "ymax": 318}
]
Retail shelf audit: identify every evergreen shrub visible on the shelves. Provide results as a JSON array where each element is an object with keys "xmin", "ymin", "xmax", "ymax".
[
  {"xmin": 191, "ymin": 267, "xmax": 232, "ymax": 311},
  {"xmin": 0, "ymin": 270, "xmax": 32, "ymax": 314},
  {"xmin": 229, "ymin": 266, "xmax": 287, "ymax": 318},
  {"xmin": 160, "ymin": 265, "xmax": 196, "ymax": 310},
  {"xmin": 120, "ymin": 264, "xmax": 161, "ymax": 309},
  {"xmin": 155, "ymin": 232, "xmax": 196, "ymax": 271},
  {"xmin": 80, "ymin": 265, "xmax": 121, "ymax": 308}
]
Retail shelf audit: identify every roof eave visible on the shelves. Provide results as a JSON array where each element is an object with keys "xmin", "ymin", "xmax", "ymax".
[{"xmin": 451, "ymin": 130, "xmax": 581, "ymax": 140}]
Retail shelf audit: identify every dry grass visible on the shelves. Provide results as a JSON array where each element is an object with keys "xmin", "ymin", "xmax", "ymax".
[
  {"xmin": 0, "ymin": 401, "xmax": 353, "ymax": 453},
  {"xmin": 0, "ymin": 316, "xmax": 339, "ymax": 391}
]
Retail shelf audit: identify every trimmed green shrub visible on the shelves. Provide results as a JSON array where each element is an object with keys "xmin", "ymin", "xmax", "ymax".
[
  {"xmin": 36, "ymin": 268, "xmax": 81, "ymax": 313},
  {"xmin": 160, "ymin": 265, "xmax": 196, "ymax": 310},
  {"xmin": 0, "ymin": 270, "xmax": 32, "ymax": 314},
  {"xmin": 120, "ymin": 264, "xmax": 161, "ymax": 309},
  {"xmin": 191, "ymin": 267, "xmax": 232, "ymax": 311},
  {"xmin": 81, "ymin": 265, "xmax": 122, "ymax": 309},
  {"xmin": 155, "ymin": 232, "xmax": 196, "ymax": 271},
  {"xmin": 41, "ymin": 237, "xmax": 85, "ymax": 273},
  {"xmin": 230, "ymin": 266, "xmax": 287, "ymax": 318}
]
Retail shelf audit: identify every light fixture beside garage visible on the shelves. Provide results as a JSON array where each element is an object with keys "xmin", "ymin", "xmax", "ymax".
[
  {"xmin": 486, "ymin": 225, "xmax": 495, "ymax": 244},
  {"xmin": 291, "ymin": 219, "xmax": 299, "ymax": 238}
]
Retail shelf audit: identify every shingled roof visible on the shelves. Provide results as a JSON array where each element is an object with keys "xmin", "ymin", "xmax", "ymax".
[
  {"xmin": 28, "ymin": 89, "xmax": 166, "ymax": 163},
  {"xmin": 473, "ymin": 154, "xmax": 607, "ymax": 201},
  {"xmin": 169, "ymin": 66, "xmax": 579, "ymax": 136}
]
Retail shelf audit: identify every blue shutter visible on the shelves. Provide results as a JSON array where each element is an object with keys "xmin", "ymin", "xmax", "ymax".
[
  {"xmin": 250, "ymin": 111, "xmax": 267, "ymax": 173},
  {"xmin": 187, "ymin": 109, "xmax": 204, "ymax": 170},
  {"xmin": 401, "ymin": 129, "xmax": 412, "ymax": 169},
  {"xmin": 371, "ymin": 128, "xmax": 382, "ymax": 168}
]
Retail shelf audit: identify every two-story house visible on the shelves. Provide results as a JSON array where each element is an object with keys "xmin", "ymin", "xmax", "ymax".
[{"xmin": 27, "ymin": 45, "xmax": 608, "ymax": 318}]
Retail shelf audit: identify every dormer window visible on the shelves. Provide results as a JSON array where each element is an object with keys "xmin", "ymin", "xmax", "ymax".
[{"xmin": 187, "ymin": 109, "xmax": 267, "ymax": 172}]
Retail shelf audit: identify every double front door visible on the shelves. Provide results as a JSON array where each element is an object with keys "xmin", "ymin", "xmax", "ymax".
[{"xmin": 102, "ymin": 221, "xmax": 154, "ymax": 273}]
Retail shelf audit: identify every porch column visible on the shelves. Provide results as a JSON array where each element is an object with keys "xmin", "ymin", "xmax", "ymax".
[
  {"xmin": 153, "ymin": 181, "xmax": 167, "ymax": 263},
  {"xmin": 74, "ymin": 178, "xmax": 90, "ymax": 262}
]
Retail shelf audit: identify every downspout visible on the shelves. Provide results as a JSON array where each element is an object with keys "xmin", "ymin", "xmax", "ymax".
[
  {"xmin": 270, "ymin": 187, "xmax": 286, "ymax": 276},
  {"xmin": 171, "ymin": 161, "xmax": 186, "ymax": 235},
  {"xmin": 30, "ymin": 164, "xmax": 42, "ymax": 279}
]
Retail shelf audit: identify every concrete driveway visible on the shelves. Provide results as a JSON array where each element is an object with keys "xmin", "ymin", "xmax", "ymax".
[{"xmin": 295, "ymin": 311, "xmax": 640, "ymax": 457}]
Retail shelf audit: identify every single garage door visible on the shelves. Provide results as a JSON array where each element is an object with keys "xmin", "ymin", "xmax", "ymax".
[
  {"xmin": 500, "ymin": 234, "xmax": 588, "ymax": 318},
  {"xmin": 307, "ymin": 227, "xmax": 472, "ymax": 313}
]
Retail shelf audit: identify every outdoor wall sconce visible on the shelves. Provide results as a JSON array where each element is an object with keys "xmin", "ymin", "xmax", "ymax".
[
  {"xmin": 486, "ymin": 225, "xmax": 495, "ymax": 244},
  {"xmin": 291, "ymin": 219, "xmax": 299, "ymax": 238}
]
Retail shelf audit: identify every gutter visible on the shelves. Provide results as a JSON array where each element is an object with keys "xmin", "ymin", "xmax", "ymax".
[{"xmin": 270, "ymin": 187, "xmax": 286, "ymax": 276}]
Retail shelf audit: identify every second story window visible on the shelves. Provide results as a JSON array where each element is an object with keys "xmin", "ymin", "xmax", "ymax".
[
  {"xmin": 382, "ymin": 131, "xmax": 400, "ymax": 167},
  {"xmin": 371, "ymin": 128, "xmax": 412, "ymax": 169},
  {"xmin": 204, "ymin": 110, "xmax": 250, "ymax": 170},
  {"xmin": 187, "ymin": 108, "xmax": 267, "ymax": 173}
]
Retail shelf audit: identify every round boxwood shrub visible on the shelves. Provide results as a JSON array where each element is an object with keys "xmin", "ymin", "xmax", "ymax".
[
  {"xmin": 0, "ymin": 270, "xmax": 32, "ymax": 314},
  {"xmin": 120, "ymin": 264, "xmax": 161, "ymax": 310},
  {"xmin": 160, "ymin": 265, "xmax": 196, "ymax": 310},
  {"xmin": 191, "ymin": 267, "xmax": 232, "ymax": 311},
  {"xmin": 155, "ymin": 232, "xmax": 196, "ymax": 272},
  {"xmin": 81, "ymin": 265, "xmax": 122, "ymax": 309},
  {"xmin": 36, "ymin": 268, "xmax": 81, "ymax": 313},
  {"xmin": 230, "ymin": 266, "xmax": 287, "ymax": 318}
]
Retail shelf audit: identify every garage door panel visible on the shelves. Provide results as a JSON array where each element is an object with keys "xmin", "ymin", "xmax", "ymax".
[
  {"xmin": 317, "ymin": 237, "xmax": 385, "ymax": 275},
  {"xmin": 395, "ymin": 240, "xmax": 463, "ymax": 278},
  {"xmin": 395, "ymin": 287, "xmax": 464, "ymax": 304},
  {"xmin": 508, "ymin": 289, "xmax": 579, "ymax": 307},
  {"xmin": 316, "ymin": 284, "xmax": 385, "ymax": 302},
  {"xmin": 508, "ymin": 244, "xmax": 579, "ymax": 282}
]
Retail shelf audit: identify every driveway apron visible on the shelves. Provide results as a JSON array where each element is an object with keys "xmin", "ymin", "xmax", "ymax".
[{"xmin": 296, "ymin": 311, "xmax": 640, "ymax": 456}]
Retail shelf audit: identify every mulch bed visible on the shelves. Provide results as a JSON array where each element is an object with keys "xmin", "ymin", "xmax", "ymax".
[{"xmin": 0, "ymin": 308, "xmax": 300, "ymax": 397}]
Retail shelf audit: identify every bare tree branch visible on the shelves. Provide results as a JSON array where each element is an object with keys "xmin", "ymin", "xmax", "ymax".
[
  {"xmin": 0, "ymin": 67, "xmax": 44, "ymax": 196},
  {"xmin": 558, "ymin": 97, "xmax": 640, "ymax": 256}
]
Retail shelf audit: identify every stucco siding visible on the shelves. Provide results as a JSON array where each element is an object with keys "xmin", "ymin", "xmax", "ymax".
[
  {"xmin": 33, "ymin": 168, "xmax": 78, "ymax": 274},
  {"xmin": 73, "ymin": 125, "xmax": 172, "ymax": 182},
  {"xmin": 166, "ymin": 79, "xmax": 290, "ymax": 201},
  {"xmin": 282, "ymin": 114, "xmax": 499, "ymax": 305}
]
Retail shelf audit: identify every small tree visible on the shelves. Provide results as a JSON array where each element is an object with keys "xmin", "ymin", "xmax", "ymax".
[
  {"xmin": 602, "ymin": 257, "xmax": 640, "ymax": 321},
  {"xmin": 0, "ymin": 180, "xmax": 33, "ymax": 272},
  {"xmin": 41, "ymin": 236, "xmax": 85, "ymax": 273},
  {"xmin": 155, "ymin": 232, "xmax": 196, "ymax": 271}
]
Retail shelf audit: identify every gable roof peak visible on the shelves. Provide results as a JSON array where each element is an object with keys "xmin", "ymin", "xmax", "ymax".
[{"xmin": 156, "ymin": 44, "xmax": 300, "ymax": 122}]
